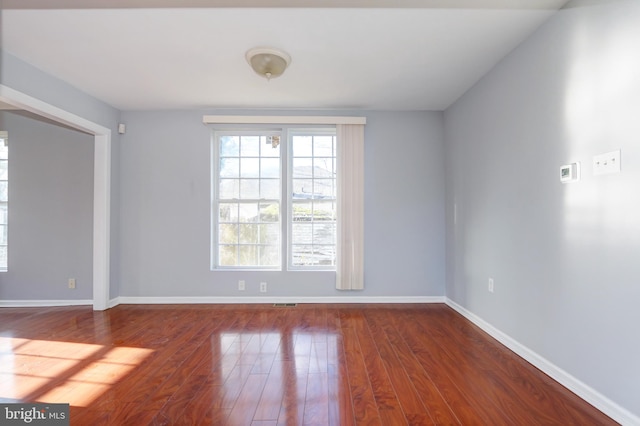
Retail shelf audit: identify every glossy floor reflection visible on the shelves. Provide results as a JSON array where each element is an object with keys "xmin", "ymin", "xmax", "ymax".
[{"xmin": 0, "ymin": 304, "xmax": 616, "ymax": 425}]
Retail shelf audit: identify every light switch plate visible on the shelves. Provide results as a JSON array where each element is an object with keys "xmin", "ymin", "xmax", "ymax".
[{"xmin": 593, "ymin": 150, "xmax": 621, "ymax": 176}]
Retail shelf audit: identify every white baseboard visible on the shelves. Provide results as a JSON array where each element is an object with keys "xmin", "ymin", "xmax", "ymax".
[
  {"xmin": 0, "ymin": 299, "xmax": 93, "ymax": 308},
  {"xmin": 445, "ymin": 298, "xmax": 639, "ymax": 426},
  {"xmin": 116, "ymin": 295, "xmax": 445, "ymax": 305},
  {"xmin": 0, "ymin": 296, "xmax": 444, "ymax": 309}
]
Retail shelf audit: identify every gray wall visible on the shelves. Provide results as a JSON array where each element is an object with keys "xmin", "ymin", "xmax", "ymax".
[
  {"xmin": 0, "ymin": 111, "xmax": 94, "ymax": 300},
  {"xmin": 444, "ymin": 0, "xmax": 640, "ymax": 416},
  {"xmin": 1, "ymin": 50, "xmax": 122, "ymax": 299},
  {"xmin": 118, "ymin": 110, "xmax": 445, "ymax": 298}
]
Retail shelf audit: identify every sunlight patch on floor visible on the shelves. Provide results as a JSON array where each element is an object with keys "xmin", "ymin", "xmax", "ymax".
[{"xmin": 0, "ymin": 336, "xmax": 153, "ymax": 407}]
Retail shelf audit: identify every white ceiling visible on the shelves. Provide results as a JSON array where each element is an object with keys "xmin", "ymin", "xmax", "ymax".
[{"xmin": 0, "ymin": 1, "xmax": 568, "ymax": 111}]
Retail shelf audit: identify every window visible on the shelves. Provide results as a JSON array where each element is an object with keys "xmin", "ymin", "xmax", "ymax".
[
  {"xmin": 211, "ymin": 128, "xmax": 337, "ymax": 270},
  {"xmin": 0, "ymin": 131, "xmax": 7, "ymax": 271},
  {"xmin": 289, "ymin": 130, "xmax": 336, "ymax": 269},
  {"xmin": 213, "ymin": 132, "xmax": 282, "ymax": 269}
]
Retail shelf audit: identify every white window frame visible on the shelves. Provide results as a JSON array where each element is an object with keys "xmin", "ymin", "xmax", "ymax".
[
  {"xmin": 211, "ymin": 130, "xmax": 283, "ymax": 270},
  {"xmin": 287, "ymin": 128, "xmax": 337, "ymax": 271},
  {"xmin": 0, "ymin": 131, "xmax": 7, "ymax": 272}
]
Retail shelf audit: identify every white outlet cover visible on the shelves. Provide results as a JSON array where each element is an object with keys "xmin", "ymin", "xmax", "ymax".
[{"xmin": 593, "ymin": 150, "xmax": 621, "ymax": 176}]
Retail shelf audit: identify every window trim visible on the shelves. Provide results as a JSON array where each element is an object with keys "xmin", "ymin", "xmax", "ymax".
[{"xmin": 203, "ymin": 115, "xmax": 365, "ymax": 125}]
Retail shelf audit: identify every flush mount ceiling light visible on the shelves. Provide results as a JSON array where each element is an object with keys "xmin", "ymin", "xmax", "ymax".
[{"xmin": 245, "ymin": 47, "xmax": 291, "ymax": 81}]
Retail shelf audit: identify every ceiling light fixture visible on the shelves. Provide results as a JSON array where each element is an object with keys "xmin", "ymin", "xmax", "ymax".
[{"xmin": 245, "ymin": 47, "xmax": 291, "ymax": 81}]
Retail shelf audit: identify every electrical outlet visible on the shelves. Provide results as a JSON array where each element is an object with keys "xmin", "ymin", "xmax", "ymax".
[
  {"xmin": 260, "ymin": 282, "xmax": 267, "ymax": 293},
  {"xmin": 238, "ymin": 280, "xmax": 245, "ymax": 291},
  {"xmin": 488, "ymin": 278, "xmax": 494, "ymax": 293},
  {"xmin": 68, "ymin": 278, "xmax": 76, "ymax": 289}
]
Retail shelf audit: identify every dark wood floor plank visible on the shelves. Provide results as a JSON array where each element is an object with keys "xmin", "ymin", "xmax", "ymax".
[
  {"xmin": 227, "ymin": 373, "xmax": 269, "ymax": 425},
  {"xmin": 365, "ymin": 309, "xmax": 459, "ymax": 425},
  {"xmin": 303, "ymin": 372, "xmax": 330, "ymax": 425},
  {"xmin": 276, "ymin": 362, "xmax": 308, "ymax": 425},
  {"xmin": 348, "ymin": 310, "xmax": 410, "ymax": 425},
  {"xmin": 327, "ymin": 317, "xmax": 356, "ymax": 426},
  {"xmin": 340, "ymin": 312, "xmax": 383, "ymax": 425},
  {"xmin": 254, "ymin": 360, "xmax": 288, "ymax": 421},
  {"xmin": 0, "ymin": 303, "xmax": 618, "ymax": 426}
]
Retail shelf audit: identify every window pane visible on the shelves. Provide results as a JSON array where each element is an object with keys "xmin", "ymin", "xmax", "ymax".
[
  {"xmin": 219, "ymin": 203, "xmax": 238, "ymax": 222},
  {"xmin": 0, "ymin": 246, "xmax": 6, "ymax": 269},
  {"xmin": 260, "ymin": 245, "xmax": 279, "ymax": 266},
  {"xmin": 0, "ymin": 160, "xmax": 7, "ymax": 180},
  {"xmin": 314, "ymin": 157, "xmax": 333, "ymax": 176},
  {"xmin": 293, "ymin": 202, "xmax": 312, "ymax": 221},
  {"xmin": 220, "ymin": 136, "xmax": 239, "ymax": 156},
  {"xmin": 239, "ymin": 203, "xmax": 259, "ymax": 222},
  {"xmin": 219, "ymin": 179, "xmax": 239, "ymax": 199},
  {"xmin": 259, "ymin": 203, "xmax": 279, "ymax": 222},
  {"xmin": 240, "ymin": 136, "xmax": 260, "ymax": 156},
  {"xmin": 239, "ymin": 246, "xmax": 257, "ymax": 266},
  {"xmin": 292, "ymin": 223, "xmax": 312, "ymax": 244},
  {"xmin": 0, "ymin": 182, "xmax": 7, "ymax": 202},
  {"xmin": 240, "ymin": 179, "xmax": 259, "ymax": 199},
  {"xmin": 292, "ymin": 158, "xmax": 312, "ymax": 178},
  {"xmin": 313, "ymin": 202, "xmax": 336, "ymax": 221},
  {"xmin": 314, "ymin": 136, "xmax": 334, "ymax": 157},
  {"xmin": 240, "ymin": 224, "xmax": 260, "ymax": 244},
  {"xmin": 219, "ymin": 245, "xmax": 237, "ymax": 266},
  {"xmin": 291, "ymin": 245, "xmax": 313, "ymax": 266},
  {"xmin": 219, "ymin": 224, "xmax": 238, "ymax": 244},
  {"xmin": 0, "ymin": 205, "xmax": 6, "ymax": 225},
  {"xmin": 314, "ymin": 179, "xmax": 334, "ymax": 198},
  {"xmin": 240, "ymin": 158, "xmax": 259, "ymax": 178},
  {"xmin": 314, "ymin": 245, "xmax": 336, "ymax": 266},
  {"xmin": 0, "ymin": 225, "xmax": 6, "ymax": 245},
  {"xmin": 219, "ymin": 158, "xmax": 239, "ymax": 178},
  {"xmin": 313, "ymin": 222, "xmax": 336, "ymax": 245},
  {"xmin": 259, "ymin": 224, "xmax": 279, "ymax": 245},
  {"xmin": 262, "ymin": 138, "xmax": 280, "ymax": 157},
  {"xmin": 261, "ymin": 158, "xmax": 279, "ymax": 178},
  {"xmin": 260, "ymin": 179, "xmax": 280, "ymax": 199},
  {"xmin": 292, "ymin": 179, "xmax": 313, "ymax": 198},
  {"xmin": 292, "ymin": 136, "xmax": 313, "ymax": 157}
]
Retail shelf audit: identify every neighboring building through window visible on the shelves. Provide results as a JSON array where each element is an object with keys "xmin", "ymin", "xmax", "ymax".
[
  {"xmin": 0, "ymin": 131, "xmax": 7, "ymax": 271},
  {"xmin": 211, "ymin": 128, "xmax": 337, "ymax": 270}
]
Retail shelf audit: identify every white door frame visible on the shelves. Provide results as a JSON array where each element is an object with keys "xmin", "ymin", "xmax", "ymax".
[{"xmin": 0, "ymin": 84, "xmax": 111, "ymax": 310}]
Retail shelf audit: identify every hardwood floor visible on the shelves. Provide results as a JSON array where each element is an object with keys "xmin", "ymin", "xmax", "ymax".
[{"xmin": 0, "ymin": 303, "xmax": 616, "ymax": 425}]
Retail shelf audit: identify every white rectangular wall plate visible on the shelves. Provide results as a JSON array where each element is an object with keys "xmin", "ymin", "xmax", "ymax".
[{"xmin": 593, "ymin": 150, "xmax": 621, "ymax": 175}]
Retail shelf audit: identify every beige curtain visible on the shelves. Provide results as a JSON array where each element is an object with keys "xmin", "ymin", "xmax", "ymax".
[{"xmin": 336, "ymin": 124, "xmax": 364, "ymax": 290}]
